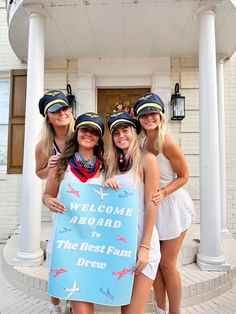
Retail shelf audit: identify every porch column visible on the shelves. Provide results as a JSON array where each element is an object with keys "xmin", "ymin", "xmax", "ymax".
[
  {"xmin": 217, "ymin": 58, "xmax": 231, "ymax": 237},
  {"xmin": 16, "ymin": 5, "xmax": 45, "ymax": 265},
  {"xmin": 197, "ymin": 6, "xmax": 229, "ymax": 271}
]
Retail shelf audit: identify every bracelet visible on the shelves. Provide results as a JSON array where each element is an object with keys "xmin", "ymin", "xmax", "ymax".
[{"xmin": 140, "ymin": 244, "xmax": 150, "ymax": 250}]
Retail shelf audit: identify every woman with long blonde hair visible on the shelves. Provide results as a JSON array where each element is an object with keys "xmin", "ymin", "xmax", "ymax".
[
  {"xmin": 134, "ymin": 92, "xmax": 195, "ymax": 314},
  {"xmin": 35, "ymin": 90, "xmax": 74, "ymax": 314},
  {"xmin": 105, "ymin": 110, "xmax": 161, "ymax": 314},
  {"xmin": 35, "ymin": 90, "xmax": 74, "ymax": 179}
]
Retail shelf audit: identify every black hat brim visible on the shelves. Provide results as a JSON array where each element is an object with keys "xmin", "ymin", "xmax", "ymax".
[
  {"xmin": 77, "ymin": 124, "xmax": 102, "ymax": 136},
  {"xmin": 137, "ymin": 106, "xmax": 162, "ymax": 117},
  {"xmin": 47, "ymin": 103, "xmax": 69, "ymax": 113}
]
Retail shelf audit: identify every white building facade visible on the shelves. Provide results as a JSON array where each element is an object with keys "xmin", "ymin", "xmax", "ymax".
[{"xmin": 0, "ymin": 0, "xmax": 235, "ymax": 272}]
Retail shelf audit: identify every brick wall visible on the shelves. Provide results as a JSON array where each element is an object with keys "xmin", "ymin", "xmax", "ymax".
[{"xmin": 224, "ymin": 54, "xmax": 236, "ymax": 237}]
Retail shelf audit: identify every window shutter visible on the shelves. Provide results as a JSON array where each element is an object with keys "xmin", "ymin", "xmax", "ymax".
[{"xmin": 7, "ymin": 69, "xmax": 27, "ymax": 174}]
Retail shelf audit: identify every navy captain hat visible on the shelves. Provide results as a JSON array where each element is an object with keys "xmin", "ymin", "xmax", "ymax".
[
  {"xmin": 133, "ymin": 92, "xmax": 165, "ymax": 118},
  {"xmin": 108, "ymin": 110, "xmax": 140, "ymax": 134},
  {"xmin": 38, "ymin": 90, "xmax": 70, "ymax": 117},
  {"xmin": 74, "ymin": 112, "xmax": 105, "ymax": 136}
]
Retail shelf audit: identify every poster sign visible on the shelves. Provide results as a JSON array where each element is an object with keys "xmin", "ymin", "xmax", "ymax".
[{"xmin": 48, "ymin": 180, "xmax": 138, "ymax": 306}]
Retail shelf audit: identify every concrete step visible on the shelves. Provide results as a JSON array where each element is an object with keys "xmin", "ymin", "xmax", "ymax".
[{"xmin": 2, "ymin": 224, "xmax": 236, "ymax": 313}]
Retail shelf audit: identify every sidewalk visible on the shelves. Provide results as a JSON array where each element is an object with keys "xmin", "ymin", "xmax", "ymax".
[{"xmin": 0, "ymin": 244, "xmax": 50, "ymax": 314}]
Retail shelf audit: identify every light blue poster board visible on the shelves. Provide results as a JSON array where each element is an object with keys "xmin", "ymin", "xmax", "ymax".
[{"xmin": 48, "ymin": 180, "xmax": 138, "ymax": 306}]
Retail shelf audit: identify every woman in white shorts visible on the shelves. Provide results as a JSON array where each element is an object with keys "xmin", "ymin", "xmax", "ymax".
[{"xmin": 134, "ymin": 92, "xmax": 195, "ymax": 314}]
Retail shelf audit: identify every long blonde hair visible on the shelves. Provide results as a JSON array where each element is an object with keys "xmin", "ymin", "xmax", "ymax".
[
  {"xmin": 140, "ymin": 111, "xmax": 166, "ymax": 152},
  {"xmin": 106, "ymin": 126, "xmax": 142, "ymax": 180},
  {"xmin": 39, "ymin": 111, "xmax": 74, "ymax": 164}
]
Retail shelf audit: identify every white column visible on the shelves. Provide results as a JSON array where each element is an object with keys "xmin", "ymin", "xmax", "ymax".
[
  {"xmin": 197, "ymin": 7, "xmax": 229, "ymax": 271},
  {"xmin": 217, "ymin": 58, "xmax": 231, "ymax": 237},
  {"xmin": 15, "ymin": 5, "xmax": 45, "ymax": 266}
]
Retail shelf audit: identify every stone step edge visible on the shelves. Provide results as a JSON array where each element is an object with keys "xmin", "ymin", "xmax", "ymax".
[
  {"xmin": 181, "ymin": 265, "xmax": 236, "ymax": 307},
  {"xmin": 3, "ymin": 249, "xmax": 236, "ymax": 312}
]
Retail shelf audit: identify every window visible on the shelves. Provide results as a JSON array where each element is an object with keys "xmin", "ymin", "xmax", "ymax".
[{"xmin": 0, "ymin": 79, "xmax": 10, "ymax": 173}]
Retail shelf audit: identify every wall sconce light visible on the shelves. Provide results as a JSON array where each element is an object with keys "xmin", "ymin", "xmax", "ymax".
[
  {"xmin": 171, "ymin": 83, "xmax": 185, "ymax": 120},
  {"xmin": 66, "ymin": 84, "xmax": 76, "ymax": 118}
]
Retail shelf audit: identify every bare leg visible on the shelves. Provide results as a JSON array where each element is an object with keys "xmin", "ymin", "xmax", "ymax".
[
  {"xmin": 121, "ymin": 273, "xmax": 153, "ymax": 314},
  {"xmin": 70, "ymin": 301, "xmax": 94, "ymax": 314},
  {"xmin": 153, "ymin": 230, "xmax": 187, "ymax": 314},
  {"xmin": 153, "ymin": 268, "xmax": 166, "ymax": 311}
]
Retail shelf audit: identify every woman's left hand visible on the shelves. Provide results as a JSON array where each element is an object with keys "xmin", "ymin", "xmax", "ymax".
[
  {"xmin": 133, "ymin": 246, "xmax": 149, "ymax": 275},
  {"xmin": 104, "ymin": 178, "xmax": 119, "ymax": 190},
  {"xmin": 152, "ymin": 188, "xmax": 166, "ymax": 205}
]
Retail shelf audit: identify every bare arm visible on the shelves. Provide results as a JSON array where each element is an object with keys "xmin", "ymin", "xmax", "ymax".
[
  {"xmin": 133, "ymin": 152, "xmax": 160, "ymax": 275},
  {"xmin": 163, "ymin": 133, "xmax": 189, "ymax": 195},
  {"xmin": 153, "ymin": 133, "xmax": 189, "ymax": 204},
  {"xmin": 42, "ymin": 167, "xmax": 66, "ymax": 213},
  {"xmin": 35, "ymin": 141, "xmax": 60, "ymax": 179}
]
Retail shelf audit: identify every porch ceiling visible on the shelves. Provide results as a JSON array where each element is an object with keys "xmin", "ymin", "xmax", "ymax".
[{"xmin": 8, "ymin": 0, "xmax": 236, "ymax": 62}]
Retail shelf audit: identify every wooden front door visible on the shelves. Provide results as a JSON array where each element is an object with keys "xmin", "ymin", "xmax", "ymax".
[{"xmin": 97, "ymin": 88, "xmax": 150, "ymax": 147}]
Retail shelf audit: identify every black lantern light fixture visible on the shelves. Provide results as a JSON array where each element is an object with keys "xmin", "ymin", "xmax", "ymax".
[
  {"xmin": 171, "ymin": 83, "xmax": 185, "ymax": 120},
  {"xmin": 66, "ymin": 84, "xmax": 76, "ymax": 118}
]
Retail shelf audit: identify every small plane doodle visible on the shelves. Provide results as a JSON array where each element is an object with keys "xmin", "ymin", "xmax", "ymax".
[
  {"xmin": 93, "ymin": 187, "xmax": 109, "ymax": 200},
  {"xmin": 64, "ymin": 281, "xmax": 80, "ymax": 300},
  {"xmin": 112, "ymin": 267, "xmax": 131, "ymax": 280},
  {"xmin": 50, "ymin": 267, "xmax": 67, "ymax": 278},
  {"xmin": 59, "ymin": 226, "xmax": 71, "ymax": 233},
  {"xmin": 99, "ymin": 287, "xmax": 114, "ymax": 301},
  {"xmin": 118, "ymin": 190, "xmax": 133, "ymax": 198},
  {"xmin": 116, "ymin": 233, "xmax": 127, "ymax": 243},
  {"xmin": 65, "ymin": 183, "xmax": 80, "ymax": 198}
]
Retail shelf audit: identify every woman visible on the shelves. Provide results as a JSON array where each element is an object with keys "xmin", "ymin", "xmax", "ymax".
[
  {"xmin": 133, "ymin": 92, "xmax": 195, "ymax": 314},
  {"xmin": 35, "ymin": 90, "xmax": 74, "ymax": 314},
  {"xmin": 43, "ymin": 112, "xmax": 105, "ymax": 314},
  {"xmin": 35, "ymin": 90, "xmax": 74, "ymax": 179},
  {"xmin": 104, "ymin": 110, "xmax": 160, "ymax": 314}
]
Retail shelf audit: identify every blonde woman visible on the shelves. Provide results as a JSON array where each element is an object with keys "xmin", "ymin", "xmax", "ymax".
[
  {"xmin": 43, "ymin": 112, "xmax": 105, "ymax": 314},
  {"xmin": 104, "ymin": 110, "xmax": 160, "ymax": 314},
  {"xmin": 35, "ymin": 90, "xmax": 74, "ymax": 179},
  {"xmin": 134, "ymin": 93, "xmax": 195, "ymax": 314},
  {"xmin": 35, "ymin": 90, "xmax": 74, "ymax": 314}
]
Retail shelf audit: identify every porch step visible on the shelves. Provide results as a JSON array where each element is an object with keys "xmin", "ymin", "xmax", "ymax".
[{"xmin": 2, "ymin": 225, "xmax": 236, "ymax": 313}]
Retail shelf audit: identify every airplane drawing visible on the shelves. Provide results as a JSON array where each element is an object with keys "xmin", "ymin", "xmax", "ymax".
[
  {"xmin": 99, "ymin": 287, "xmax": 114, "ymax": 301},
  {"xmin": 50, "ymin": 267, "xmax": 67, "ymax": 278},
  {"xmin": 64, "ymin": 281, "xmax": 80, "ymax": 300},
  {"xmin": 116, "ymin": 233, "xmax": 127, "ymax": 243},
  {"xmin": 65, "ymin": 183, "xmax": 80, "ymax": 198},
  {"xmin": 59, "ymin": 226, "xmax": 71, "ymax": 233},
  {"xmin": 112, "ymin": 267, "xmax": 131, "ymax": 280},
  {"xmin": 118, "ymin": 190, "xmax": 133, "ymax": 198},
  {"xmin": 93, "ymin": 187, "xmax": 109, "ymax": 200}
]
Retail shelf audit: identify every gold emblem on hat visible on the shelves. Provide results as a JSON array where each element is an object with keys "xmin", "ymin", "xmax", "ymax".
[
  {"xmin": 86, "ymin": 113, "xmax": 99, "ymax": 118},
  {"xmin": 110, "ymin": 111, "xmax": 124, "ymax": 117},
  {"xmin": 138, "ymin": 94, "xmax": 152, "ymax": 101},
  {"xmin": 45, "ymin": 91, "xmax": 61, "ymax": 96}
]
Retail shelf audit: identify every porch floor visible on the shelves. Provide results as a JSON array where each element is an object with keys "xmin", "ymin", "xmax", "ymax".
[{"xmin": 2, "ymin": 223, "xmax": 236, "ymax": 313}]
